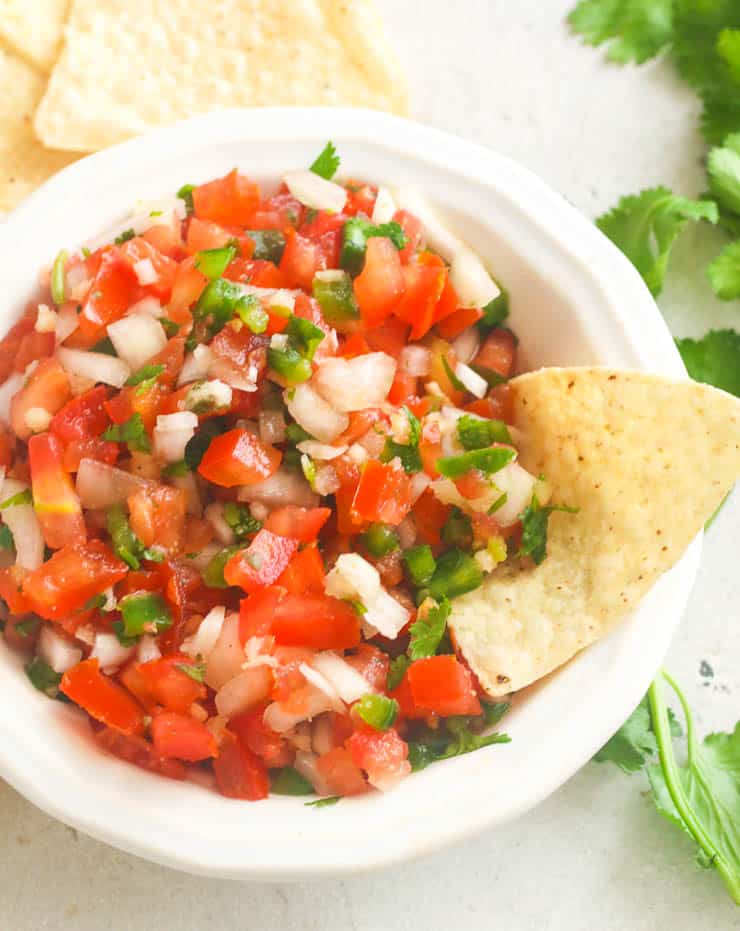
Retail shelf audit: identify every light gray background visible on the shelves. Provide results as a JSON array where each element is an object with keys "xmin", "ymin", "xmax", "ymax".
[{"xmin": 1, "ymin": 2, "xmax": 738, "ymax": 928}]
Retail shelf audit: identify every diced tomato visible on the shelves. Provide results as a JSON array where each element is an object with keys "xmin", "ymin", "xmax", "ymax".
[
  {"xmin": 77, "ymin": 247, "xmax": 139, "ymax": 345},
  {"xmin": 343, "ymin": 180, "xmax": 377, "ymax": 217},
  {"xmin": 148, "ymin": 336, "xmax": 186, "ymax": 387},
  {"xmin": 389, "ymin": 673, "xmax": 425, "ymax": 719},
  {"xmin": 210, "ymin": 325, "xmax": 268, "ymax": 377},
  {"xmin": 238, "ymin": 585, "xmax": 286, "ymax": 643},
  {"xmin": 454, "ymin": 468, "xmax": 490, "ymax": 500},
  {"xmin": 198, "ymin": 428, "xmax": 281, "ymax": 488},
  {"xmin": 363, "ymin": 315, "xmax": 409, "ymax": 359},
  {"xmin": 50, "ymin": 385, "xmax": 110, "ymax": 442},
  {"xmin": 335, "ymin": 408, "xmax": 385, "ymax": 446},
  {"xmin": 406, "ymin": 655, "xmax": 482, "ymax": 716},
  {"xmin": 465, "ymin": 383, "xmax": 513, "ymax": 422},
  {"xmin": 270, "ymin": 593, "xmax": 361, "ymax": 650},
  {"xmin": 95, "ymin": 727, "xmax": 185, "ymax": 780},
  {"xmin": 28, "ymin": 432, "xmax": 86, "ymax": 548},
  {"xmin": 10, "ymin": 357, "xmax": 71, "ymax": 441},
  {"xmin": 119, "ymin": 237, "xmax": 178, "ymax": 302},
  {"xmin": 23, "ymin": 540, "xmax": 128, "ymax": 620},
  {"xmin": 0, "ymin": 305, "xmax": 36, "ymax": 382},
  {"xmin": 136, "ymin": 655, "xmax": 206, "ymax": 713},
  {"xmin": 224, "ymin": 258, "xmax": 287, "ymax": 289},
  {"xmin": 351, "ymin": 460, "xmax": 413, "ymax": 527},
  {"xmin": 60, "ymin": 659, "xmax": 145, "ymax": 735},
  {"xmin": 264, "ymin": 505, "xmax": 331, "ymax": 543},
  {"xmin": 436, "ymin": 306, "xmax": 483, "ymax": 340},
  {"xmin": 151, "ymin": 711, "xmax": 218, "ymax": 761},
  {"xmin": 0, "ymin": 566, "xmax": 33, "ymax": 615},
  {"xmin": 224, "ymin": 529, "xmax": 298, "ymax": 595},
  {"xmin": 300, "ymin": 210, "xmax": 345, "ymax": 269},
  {"xmin": 142, "ymin": 223, "xmax": 184, "ymax": 259},
  {"xmin": 412, "ymin": 488, "xmax": 450, "ymax": 545},
  {"xmin": 340, "ymin": 331, "xmax": 371, "ymax": 358},
  {"xmin": 192, "ymin": 170, "xmax": 260, "ymax": 227},
  {"xmin": 229, "ymin": 702, "xmax": 291, "ymax": 768},
  {"xmin": 61, "ymin": 436, "xmax": 118, "ymax": 471},
  {"xmin": 474, "ymin": 327, "xmax": 516, "ymax": 379},
  {"xmin": 316, "ymin": 747, "xmax": 368, "ymax": 796},
  {"xmin": 387, "ymin": 371, "xmax": 418, "ymax": 406},
  {"xmin": 347, "ymin": 726, "xmax": 411, "ymax": 790},
  {"xmin": 127, "ymin": 484, "xmax": 186, "ymax": 554},
  {"xmin": 276, "ymin": 545, "xmax": 326, "ymax": 595},
  {"xmin": 393, "ymin": 260, "xmax": 447, "ymax": 340},
  {"xmin": 345, "ymin": 644, "xmax": 390, "ymax": 692},
  {"xmin": 249, "ymin": 189, "xmax": 304, "ymax": 230},
  {"xmin": 185, "ymin": 217, "xmax": 234, "ymax": 253},
  {"xmin": 0, "ymin": 423, "xmax": 14, "ymax": 469},
  {"xmin": 213, "ymin": 730, "xmax": 270, "ymax": 800},
  {"xmin": 168, "ymin": 256, "xmax": 208, "ymax": 320},
  {"xmin": 15, "ymin": 329, "xmax": 55, "ymax": 374},
  {"xmin": 332, "ymin": 455, "xmax": 364, "ymax": 536},
  {"xmin": 394, "ymin": 209, "xmax": 423, "ymax": 264},
  {"xmin": 353, "ymin": 237, "xmax": 405, "ymax": 329},
  {"xmin": 279, "ymin": 232, "xmax": 325, "ymax": 290}
]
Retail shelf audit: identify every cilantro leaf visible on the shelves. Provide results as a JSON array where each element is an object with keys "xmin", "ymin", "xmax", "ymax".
[
  {"xmin": 103, "ymin": 412, "xmax": 151, "ymax": 453},
  {"xmin": 457, "ymin": 414, "xmax": 511, "ymax": 449},
  {"xmin": 707, "ymin": 239, "xmax": 740, "ymax": 299},
  {"xmin": 676, "ymin": 329, "xmax": 740, "ymax": 396},
  {"xmin": 114, "ymin": 228, "xmax": 136, "ymax": 246},
  {"xmin": 439, "ymin": 721, "xmax": 511, "ymax": 760},
  {"xmin": 177, "ymin": 183, "xmax": 195, "ymax": 214},
  {"xmin": 408, "ymin": 598, "xmax": 451, "ymax": 660},
  {"xmin": 381, "ymin": 407, "xmax": 422, "ymax": 473},
  {"xmin": 707, "ymin": 132, "xmax": 740, "ymax": 215},
  {"xmin": 593, "ymin": 696, "xmax": 659, "ymax": 773},
  {"xmin": 518, "ymin": 494, "xmax": 578, "ymax": 566},
  {"xmin": 309, "ymin": 141, "xmax": 340, "ymax": 180},
  {"xmin": 596, "ymin": 187, "xmax": 719, "ymax": 296},
  {"xmin": 222, "ymin": 502, "xmax": 262, "ymax": 540},
  {"xmin": 386, "ymin": 654, "xmax": 409, "ymax": 691},
  {"xmin": 567, "ymin": 0, "xmax": 674, "ymax": 65},
  {"xmin": 125, "ymin": 363, "xmax": 164, "ymax": 389}
]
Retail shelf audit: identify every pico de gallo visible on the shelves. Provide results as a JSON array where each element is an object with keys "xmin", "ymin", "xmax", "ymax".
[{"xmin": 0, "ymin": 143, "xmax": 552, "ymax": 802}]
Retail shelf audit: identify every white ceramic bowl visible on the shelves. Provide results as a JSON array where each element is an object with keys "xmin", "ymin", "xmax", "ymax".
[{"xmin": 0, "ymin": 108, "xmax": 699, "ymax": 879}]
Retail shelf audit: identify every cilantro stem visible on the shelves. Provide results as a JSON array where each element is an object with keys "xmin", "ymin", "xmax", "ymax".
[{"xmin": 648, "ymin": 672, "xmax": 740, "ymax": 904}]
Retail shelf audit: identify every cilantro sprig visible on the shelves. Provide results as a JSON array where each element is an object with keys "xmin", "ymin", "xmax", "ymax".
[
  {"xmin": 408, "ymin": 598, "xmax": 451, "ymax": 660},
  {"xmin": 309, "ymin": 141, "xmax": 340, "ymax": 180},
  {"xmin": 518, "ymin": 494, "xmax": 578, "ymax": 566},
  {"xmin": 381, "ymin": 406, "xmax": 422, "ymax": 473}
]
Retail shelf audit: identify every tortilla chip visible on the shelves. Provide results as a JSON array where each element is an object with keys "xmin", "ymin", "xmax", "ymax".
[
  {"xmin": 0, "ymin": 48, "xmax": 77, "ymax": 213},
  {"xmin": 0, "ymin": 0, "xmax": 68, "ymax": 72},
  {"xmin": 34, "ymin": 0, "xmax": 408, "ymax": 153},
  {"xmin": 449, "ymin": 368, "xmax": 740, "ymax": 697}
]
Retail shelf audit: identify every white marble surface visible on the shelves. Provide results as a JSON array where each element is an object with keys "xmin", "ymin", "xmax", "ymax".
[{"xmin": 1, "ymin": 1, "xmax": 738, "ymax": 927}]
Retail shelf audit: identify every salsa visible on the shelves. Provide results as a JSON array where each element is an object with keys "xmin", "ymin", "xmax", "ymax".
[{"xmin": 0, "ymin": 143, "xmax": 542, "ymax": 801}]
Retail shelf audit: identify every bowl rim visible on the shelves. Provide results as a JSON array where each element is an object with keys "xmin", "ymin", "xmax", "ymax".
[{"xmin": 0, "ymin": 107, "xmax": 699, "ymax": 879}]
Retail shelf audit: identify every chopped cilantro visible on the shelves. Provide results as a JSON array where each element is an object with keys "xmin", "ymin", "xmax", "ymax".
[
  {"xmin": 309, "ymin": 141, "xmax": 340, "ymax": 180},
  {"xmin": 675, "ymin": 329, "xmax": 740, "ymax": 397},
  {"xmin": 286, "ymin": 315, "xmax": 325, "ymax": 361},
  {"xmin": 408, "ymin": 597, "xmax": 451, "ymax": 660},
  {"xmin": 177, "ymin": 183, "xmax": 195, "ymax": 213},
  {"xmin": 184, "ymin": 418, "xmax": 227, "ymax": 470},
  {"xmin": 160, "ymin": 318, "xmax": 181, "ymax": 337},
  {"xmin": 107, "ymin": 505, "xmax": 164, "ymax": 570},
  {"xmin": 567, "ymin": 0, "xmax": 674, "ymax": 65},
  {"xmin": 83, "ymin": 592, "xmax": 106, "ymax": 611},
  {"xmin": 480, "ymin": 288, "xmax": 509, "ymax": 329},
  {"xmin": 222, "ymin": 501, "xmax": 262, "ymax": 540},
  {"xmin": 25, "ymin": 657, "xmax": 62, "ymax": 699},
  {"xmin": 488, "ymin": 492, "xmax": 508, "ymax": 514},
  {"xmin": 436, "ymin": 446, "xmax": 516, "ymax": 479},
  {"xmin": 114, "ymin": 228, "xmax": 136, "ymax": 245},
  {"xmin": 285, "ymin": 422, "xmax": 314, "ymax": 445},
  {"xmin": 125, "ymin": 363, "xmax": 164, "ymax": 388},
  {"xmin": 91, "ymin": 336, "xmax": 118, "ymax": 356},
  {"xmin": 387, "ymin": 654, "xmax": 410, "ymax": 691},
  {"xmin": 15, "ymin": 618, "xmax": 41, "ymax": 638},
  {"xmin": 0, "ymin": 524, "xmax": 14, "ymax": 550},
  {"xmin": 162, "ymin": 460, "xmax": 190, "ymax": 477},
  {"xmin": 707, "ymin": 132, "xmax": 740, "ymax": 216},
  {"xmin": 707, "ymin": 239, "xmax": 740, "ymax": 300},
  {"xmin": 439, "ymin": 718, "xmax": 512, "ymax": 760},
  {"xmin": 457, "ymin": 414, "xmax": 511, "ymax": 449},
  {"xmin": 103, "ymin": 412, "xmax": 151, "ymax": 453},
  {"xmin": 518, "ymin": 494, "xmax": 578, "ymax": 565},
  {"xmin": 381, "ymin": 407, "xmax": 422, "ymax": 473},
  {"xmin": 440, "ymin": 507, "xmax": 473, "ymax": 549},
  {"xmin": 340, "ymin": 217, "xmax": 408, "ymax": 275}
]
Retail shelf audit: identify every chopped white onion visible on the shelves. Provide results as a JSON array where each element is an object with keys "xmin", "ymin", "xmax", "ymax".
[
  {"xmin": 1, "ymin": 478, "xmax": 44, "ymax": 570},
  {"xmin": 75, "ymin": 459, "xmax": 152, "ymax": 509},
  {"xmin": 263, "ymin": 689, "xmax": 334, "ymax": 733},
  {"xmin": 208, "ymin": 355, "xmax": 259, "ymax": 392},
  {"xmin": 283, "ymin": 170, "xmax": 347, "ymax": 213},
  {"xmin": 128, "ymin": 296, "xmax": 163, "ymax": 318},
  {"xmin": 0, "ymin": 373, "xmax": 22, "ymax": 426},
  {"xmin": 204, "ymin": 613, "xmax": 243, "ymax": 690},
  {"xmin": 64, "ymin": 261, "xmax": 91, "ymax": 301},
  {"xmin": 34, "ymin": 304, "xmax": 57, "ymax": 333},
  {"xmin": 90, "ymin": 632, "xmax": 135, "ymax": 672},
  {"xmin": 57, "ymin": 346, "xmax": 131, "ymax": 388},
  {"xmin": 313, "ymin": 353, "xmax": 396, "ymax": 412},
  {"xmin": 490, "ymin": 462, "xmax": 537, "ymax": 526},
  {"xmin": 242, "ymin": 635, "xmax": 277, "ymax": 671},
  {"xmin": 39, "ymin": 626, "xmax": 82, "ymax": 674},
  {"xmin": 24, "ymin": 407, "xmax": 52, "ymax": 434},
  {"xmin": 184, "ymin": 379, "xmax": 232, "ymax": 415},
  {"xmin": 347, "ymin": 443, "xmax": 368, "ymax": 466},
  {"xmin": 399, "ymin": 345, "xmax": 431, "ymax": 376},
  {"xmin": 171, "ymin": 471, "xmax": 202, "ymax": 516},
  {"xmin": 409, "ymin": 470, "xmax": 432, "ymax": 503},
  {"xmin": 182, "ymin": 606, "xmax": 226, "ymax": 659},
  {"xmin": 178, "ymin": 345, "xmax": 213, "ymax": 386},
  {"xmin": 325, "ymin": 553, "xmax": 381, "ymax": 606},
  {"xmin": 237, "ymin": 466, "xmax": 318, "ymax": 509},
  {"xmin": 452, "ymin": 326, "xmax": 480, "ymax": 365},
  {"xmin": 311, "ymin": 652, "xmax": 373, "ymax": 704},
  {"xmin": 299, "ymin": 662, "xmax": 345, "ymax": 712},
  {"xmin": 286, "ymin": 382, "xmax": 348, "ymax": 443},
  {"xmin": 311, "ymin": 715, "xmax": 334, "ymax": 756},
  {"xmin": 372, "ymin": 185, "xmax": 397, "ymax": 224},
  {"xmin": 153, "ymin": 411, "xmax": 198, "ymax": 463},
  {"xmin": 107, "ymin": 314, "xmax": 167, "ymax": 371},
  {"xmin": 183, "ymin": 541, "xmax": 221, "ymax": 572},
  {"xmin": 296, "ymin": 440, "xmax": 347, "ymax": 460},
  {"xmin": 394, "ymin": 188, "xmax": 464, "ymax": 259},
  {"xmin": 137, "ymin": 635, "xmax": 162, "ymax": 664},
  {"xmin": 55, "ymin": 303, "xmax": 79, "ymax": 344},
  {"xmin": 259, "ymin": 409, "xmax": 286, "ymax": 445},
  {"xmin": 449, "ymin": 248, "xmax": 501, "ymax": 309},
  {"xmin": 293, "ymin": 750, "xmax": 333, "ymax": 796},
  {"xmin": 215, "ymin": 665, "xmax": 273, "ymax": 718},
  {"xmin": 269, "ymin": 290, "xmax": 297, "ymax": 313},
  {"xmin": 204, "ymin": 501, "xmax": 235, "ymax": 545},
  {"xmin": 363, "ymin": 588, "xmax": 410, "ymax": 641},
  {"xmin": 84, "ymin": 199, "xmax": 184, "ymax": 253},
  {"xmin": 313, "ymin": 464, "xmax": 340, "ymax": 496},
  {"xmin": 455, "ymin": 362, "xmax": 488, "ymax": 398},
  {"xmin": 397, "ymin": 516, "xmax": 417, "ymax": 549},
  {"xmin": 133, "ymin": 258, "xmax": 158, "ymax": 286}
]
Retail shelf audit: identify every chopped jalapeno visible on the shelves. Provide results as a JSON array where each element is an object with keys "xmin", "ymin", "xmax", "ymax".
[
  {"xmin": 362, "ymin": 522, "xmax": 400, "ymax": 558},
  {"xmin": 267, "ymin": 346, "xmax": 313, "ymax": 385},
  {"xmin": 245, "ymin": 229, "xmax": 286, "ymax": 264},
  {"xmin": 403, "ymin": 544, "xmax": 436, "ymax": 587},
  {"xmin": 428, "ymin": 547, "xmax": 483, "ymax": 600},
  {"xmin": 118, "ymin": 592, "xmax": 172, "ymax": 638},
  {"xmin": 195, "ymin": 246, "xmax": 236, "ymax": 279},
  {"xmin": 436, "ymin": 446, "xmax": 516, "ymax": 479},
  {"xmin": 355, "ymin": 693, "xmax": 399, "ymax": 730},
  {"xmin": 312, "ymin": 271, "xmax": 360, "ymax": 323},
  {"xmin": 50, "ymin": 249, "xmax": 68, "ymax": 305}
]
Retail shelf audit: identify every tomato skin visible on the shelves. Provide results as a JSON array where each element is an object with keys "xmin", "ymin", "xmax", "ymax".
[
  {"xmin": 229, "ymin": 703, "xmax": 291, "ymax": 768},
  {"xmin": 50, "ymin": 385, "xmax": 111, "ymax": 442},
  {"xmin": 393, "ymin": 260, "xmax": 447, "ymax": 340},
  {"xmin": 224, "ymin": 529, "xmax": 298, "ymax": 595},
  {"xmin": 11, "ymin": 357, "xmax": 71, "ymax": 441},
  {"xmin": 387, "ymin": 371, "xmax": 418, "ymax": 406},
  {"xmin": 406, "ymin": 655, "xmax": 482, "ymax": 716},
  {"xmin": 316, "ymin": 747, "xmax": 368, "ymax": 796},
  {"xmin": 28, "ymin": 432, "xmax": 87, "ymax": 549},
  {"xmin": 135, "ymin": 655, "xmax": 206, "ymax": 713},
  {"xmin": 238, "ymin": 585, "xmax": 286, "ymax": 643},
  {"xmin": 474, "ymin": 328, "xmax": 516, "ymax": 379},
  {"xmin": 213, "ymin": 730, "xmax": 270, "ymax": 801},
  {"xmin": 185, "ymin": 217, "xmax": 234, "ymax": 254},
  {"xmin": 224, "ymin": 258, "xmax": 287, "ymax": 289},
  {"xmin": 364, "ymin": 316, "xmax": 409, "ymax": 359},
  {"xmin": 198, "ymin": 429, "xmax": 281, "ymax": 488},
  {"xmin": 192, "ymin": 170, "xmax": 260, "ymax": 227},
  {"xmin": 77, "ymin": 247, "xmax": 140, "ymax": 345},
  {"xmin": 351, "ymin": 460, "xmax": 413, "ymax": 527},
  {"xmin": 347, "ymin": 726, "xmax": 410, "ymax": 790},
  {"xmin": 276, "ymin": 545, "xmax": 325, "ymax": 595},
  {"xmin": 23, "ymin": 540, "xmax": 128, "ymax": 620},
  {"xmin": 60, "ymin": 659, "xmax": 145, "ymax": 735},
  {"xmin": 436, "ymin": 306, "xmax": 483, "ymax": 340},
  {"xmin": 270, "ymin": 593, "xmax": 361, "ymax": 650},
  {"xmin": 168, "ymin": 256, "xmax": 208, "ymax": 320},
  {"xmin": 264, "ymin": 506, "xmax": 331, "ymax": 543},
  {"xmin": 95, "ymin": 727, "xmax": 186, "ymax": 780},
  {"xmin": 149, "ymin": 336, "xmax": 186, "ymax": 388},
  {"xmin": 353, "ymin": 237, "xmax": 405, "ymax": 329},
  {"xmin": 151, "ymin": 711, "xmax": 218, "ymax": 761}
]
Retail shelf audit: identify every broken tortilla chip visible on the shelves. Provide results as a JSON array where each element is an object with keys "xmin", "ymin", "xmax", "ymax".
[
  {"xmin": 0, "ymin": 48, "xmax": 77, "ymax": 214},
  {"xmin": 449, "ymin": 367, "xmax": 740, "ymax": 697},
  {"xmin": 34, "ymin": 0, "xmax": 408, "ymax": 153},
  {"xmin": 0, "ymin": 0, "xmax": 68, "ymax": 72}
]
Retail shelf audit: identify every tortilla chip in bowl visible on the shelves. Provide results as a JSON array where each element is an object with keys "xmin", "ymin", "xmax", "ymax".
[{"xmin": 0, "ymin": 109, "xmax": 731, "ymax": 878}]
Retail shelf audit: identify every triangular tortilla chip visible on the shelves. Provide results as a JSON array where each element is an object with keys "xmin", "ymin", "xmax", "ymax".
[
  {"xmin": 34, "ymin": 0, "xmax": 408, "ymax": 153},
  {"xmin": 0, "ymin": 0, "xmax": 68, "ymax": 72},
  {"xmin": 449, "ymin": 368, "xmax": 740, "ymax": 697},
  {"xmin": 0, "ymin": 48, "xmax": 77, "ymax": 213}
]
